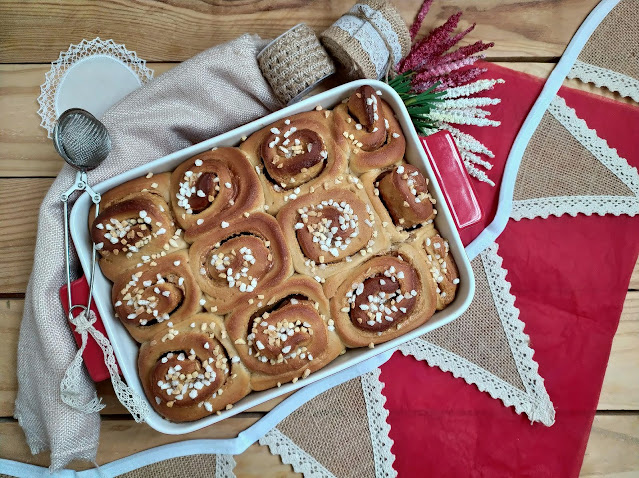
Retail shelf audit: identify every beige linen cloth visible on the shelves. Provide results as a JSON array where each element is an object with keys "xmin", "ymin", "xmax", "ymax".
[{"xmin": 14, "ymin": 34, "xmax": 280, "ymax": 471}]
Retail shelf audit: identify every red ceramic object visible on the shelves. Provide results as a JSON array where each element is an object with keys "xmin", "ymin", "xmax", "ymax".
[
  {"xmin": 420, "ymin": 131, "xmax": 483, "ymax": 230},
  {"xmin": 60, "ymin": 276, "xmax": 120, "ymax": 382}
]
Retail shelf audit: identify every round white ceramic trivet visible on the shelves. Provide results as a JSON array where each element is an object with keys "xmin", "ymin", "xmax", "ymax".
[{"xmin": 37, "ymin": 37, "xmax": 154, "ymax": 138}]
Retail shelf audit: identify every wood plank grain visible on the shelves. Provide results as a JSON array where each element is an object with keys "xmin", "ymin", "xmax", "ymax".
[
  {"xmin": 0, "ymin": 178, "xmax": 51, "ymax": 293},
  {"xmin": 598, "ymin": 291, "xmax": 639, "ymax": 411},
  {"xmin": 0, "ymin": 300, "xmax": 19, "ymax": 417},
  {"xmin": 0, "ymin": 0, "xmax": 599, "ymax": 64},
  {"xmin": 0, "ymin": 417, "xmax": 266, "ymax": 471},
  {"xmin": 581, "ymin": 414, "xmax": 639, "ymax": 477},
  {"xmin": 3, "ymin": 61, "xmax": 636, "ymax": 179},
  {"xmin": 630, "ymin": 257, "xmax": 639, "ymax": 290}
]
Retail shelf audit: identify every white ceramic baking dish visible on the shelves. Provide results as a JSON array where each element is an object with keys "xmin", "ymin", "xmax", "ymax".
[{"xmin": 70, "ymin": 79, "xmax": 475, "ymax": 435}]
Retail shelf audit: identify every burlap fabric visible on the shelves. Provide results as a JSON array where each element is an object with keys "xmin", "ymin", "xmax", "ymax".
[
  {"xmin": 514, "ymin": 113, "xmax": 633, "ymax": 201},
  {"xmin": 511, "ymin": 95, "xmax": 639, "ymax": 220},
  {"xmin": 567, "ymin": 0, "xmax": 639, "ymax": 102},
  {"xmin": 321, "ymin": 0, "xmax": 410, "ymax": 80},
  {"xmin": 259, "ymin": 368, "xmax": 395, "ymax": 478},
  {"xmin": 115, "ymin": 454, "xmax": 235, "ymax": 478},
  {"xmin": 257, "ymin": 24, "xmax": 335, "ymax": 105},
  {"xmin": 400, "ymin": 243, "xmax": 556, "ymax": 426},
  {"xmin": 14, "ymin": 34, "xmax": 280, "ymax": 471}
]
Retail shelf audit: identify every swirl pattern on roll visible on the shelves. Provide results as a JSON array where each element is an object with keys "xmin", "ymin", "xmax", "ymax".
[
  {"xmin": 332, "ymin": 85, "xmax": 405, "ymax": 174},
  {"xmin": 170, "ymin": 148, "xmax": 264, "ymax": 242},
  {"xmin": 240, "ymin": 110, "xmax": 348, "ymax": 213},
  {"xmin": 138, "ymin": 314, "xmax": 250, "ymax": 421},
  {"xmin": 277, "ymin": 185, "xmax": 389, "ymax": 281},
  {"xmin": 188, "ymin": 212, "xmax": 293, "ymax": 315},
  {"xmin": 324, "ymin": 245, "xmax": 437, "ymax": 347},
  {"xmin": 90, "ymin": 172, "xmax": 187, "ymax": 281},
  {"xmin": 362, "ymin": 163, "xmax": 437, "ymax": 241},
  {"xmin": 111, "ymin": 250, "xmax": 202, "ymax": 343},
  {"xmin": 226, "ymin": 276, "xmax": 344, "ymax": 390},
  {"xmin": 414, "ymin": 233, "xmax": 460, "ymax": 310}
]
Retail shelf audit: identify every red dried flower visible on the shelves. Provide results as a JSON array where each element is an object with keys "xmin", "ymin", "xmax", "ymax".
[
  {"xmin": 397, "ymin": 0, "xmax": 495, "ymax": 91},
  {"xmin": 409, "ymin": 0, "xmax": 434, "ymax": 40}
]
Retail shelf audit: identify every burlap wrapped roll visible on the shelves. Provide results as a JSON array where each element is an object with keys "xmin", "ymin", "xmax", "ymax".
[
  {"xmin": 321, "ymin": 0, "xmax": 411, "ymax": 80},
  {"xmin": 258, "ymin": 23, "xmax": 335, "ymax": 105}
]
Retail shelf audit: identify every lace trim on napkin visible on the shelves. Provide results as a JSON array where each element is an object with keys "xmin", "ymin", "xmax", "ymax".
[
  {"xmin": 37, "ymin": 37, "xmax": 154, "ymax": 137},
  {"xmin": 568, "ymin": 60, "xmax": 639, "ymax": 103},
  {"xmin": 400, "ymin": 244, "xmax": 555, "ymax": 426},
  {"xmin": 259, "ymin": 369, "xmax": 396, "ymax": 478},
  {"xmin": 511, "ymin": 95, "xmax": 639, "ymax": 220}
]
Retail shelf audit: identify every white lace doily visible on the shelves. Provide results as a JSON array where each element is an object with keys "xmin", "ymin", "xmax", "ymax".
[{"xmin": 37, "ymin": 37, "xmax": 154, "ymax": 137}]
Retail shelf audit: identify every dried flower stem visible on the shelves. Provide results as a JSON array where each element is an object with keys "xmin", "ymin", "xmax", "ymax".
[
  {"xmin": 442, "ymin": 124, "xmax": 495, "ymax": 158},
  {"xmin": 409, "ymin": 0, "xmax": 434, "ymax": 40},
  {"xmin": 441, "ymin": 79, "xmax": 505, "ymax": 99}
]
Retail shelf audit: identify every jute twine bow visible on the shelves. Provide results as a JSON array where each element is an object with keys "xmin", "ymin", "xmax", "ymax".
[
  {"xmin": 61, "ymin": 308, "xmax": 151, "ymax": 421},
  {"xmin": 258, "ymin": 23, "xmax": 336, "ymax": 105},
  {"xmin": 321, "ymin": 0, "xmax": 411, "ymax": 81}
]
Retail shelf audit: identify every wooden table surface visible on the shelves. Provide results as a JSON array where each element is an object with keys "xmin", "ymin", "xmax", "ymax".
[{"xmin": 1, "ymin": 1, "xmax": 638, "ymax": 476}]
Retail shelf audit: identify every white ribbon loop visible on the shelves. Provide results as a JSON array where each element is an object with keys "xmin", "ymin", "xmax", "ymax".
[{"xmin": 61, "ymin": 308, "xmax": 151, "ymax": 422}]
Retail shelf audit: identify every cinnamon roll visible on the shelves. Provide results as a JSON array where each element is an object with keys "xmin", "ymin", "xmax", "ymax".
[
  {"xmin": 90, "ymin": 172, "xmax": 187, "ymax": 281},
  {"xmin": 226, "ymin": 276, "xmax": 344, "ymax": 390},
  {"xmin": 277, "ymin": 185, "xmax": 390, "ymax": 282},
  {"xmin": 138, "ymin": 313, "xmax": 251, "ymax": 422},
  {"xmin": 332, "ymin": 85, "xmax": 406, "ymax": 174},
  {"xmin": 111, "ymin": 250, "xmax": 202, "ymax": 343},
  {"xmin": 240, "ymin": 110, "xmax": 348, "ymax": 214},
  {"xmin": 412, "ymin": 232, "xmax": 459, "ymax": 310},
  {"xmin": 188, "ymin": 212, "xmax": 293, "ymax": 315},
  {"xmin": 170, "ymin": 148, "xmax": 264, "ymax": 242},
  {"xmin": 362, "ymin": 163, "xmax": 437, "ymax": 242},
  {"xmin": 323, "ymin": 245, "xmax": 437, "ymax": 347}
]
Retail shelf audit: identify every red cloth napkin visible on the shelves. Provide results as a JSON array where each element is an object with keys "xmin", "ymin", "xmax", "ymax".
[
  {"xmin": 381, "ymin": 63, "xmax": 639, "ymax": 477},
  {"xmin": 60, "ymin": 276, "xmax": 120, "ymax": 382}
]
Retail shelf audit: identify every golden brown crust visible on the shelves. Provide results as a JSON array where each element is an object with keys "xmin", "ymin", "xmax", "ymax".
[
  {"xmin": 226, "ymin": 275, "xmax": 344, "ymax": 390},
  {"xmin": 324, "ymin": 244, "xmax": 437, "ymax": 347},
  {"xmin": 138, "ymin": 313, "xmax": 251, "ymax": 422},
  {"xmin": 276, "ymin": 184, "xmax": 390, "ymax": 281},
  {"xmin": 411, "ymin": 231, "xmax": 460, "ymax": 310},
  {"xmin": 170, "ymin": 148, "xmax": 265, "ymax": 242},
  {"xmin": 90, "ymin": 176, "xmax": 187, "ymax": 281},
  {"xmin": 361, "ymin": 163, "xmax": 437, "ymax": 242},
  {"xmin": 111, "ymin": 250, "xmax": 203, "ymax": 343},
  {"xmin": 332, "ymin": 86, "xmax": 406, "ymax": 175},
  {"xmin": 240, "ymin": 110, "xmax": 348, "ymax": 214},
  {"xmin": 89, "ymin": 172, "xmax": 172, "ymax": 224},
  {"xmin": 188, "ymin": 212, "xmax": 293, "ymax": 315}
]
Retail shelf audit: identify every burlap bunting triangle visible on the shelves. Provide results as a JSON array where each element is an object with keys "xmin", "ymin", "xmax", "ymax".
[
  {"xmin": 567, "ymin": 0, "xmax": 639, "ymax": 102},
  {"xmin": 114, "ymin": 454, "xmax": 235, "ymax": 477},
  {"xmin": 400, "ymin": 243, "xmax": 555, "ymax": 426},
  {"xmin": 510, "ymin": 95, "xmax": 639, "ymax": 221},
  {"xmin": 259, "ymin": 369, "xmax": 395, "ymax": 478}
]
